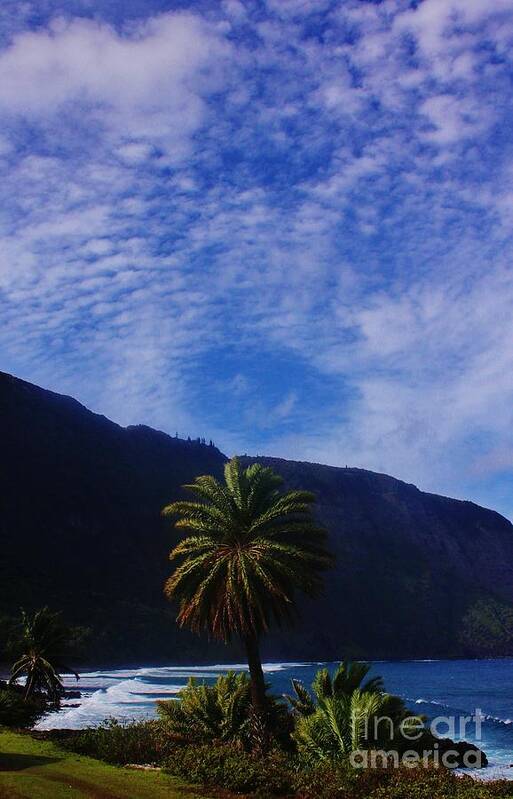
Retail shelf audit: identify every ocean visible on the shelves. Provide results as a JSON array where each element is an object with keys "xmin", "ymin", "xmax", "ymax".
[{"xmin": 35, "ymin": 658, "xmax": 513, "ymax": 780}]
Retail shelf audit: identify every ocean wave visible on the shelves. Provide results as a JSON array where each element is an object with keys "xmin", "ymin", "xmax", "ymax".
[
  {"xmin": 408, "ymin": 697, "xmax": 452, "ymax": 709},
  {"xmin": 456, "ymin": 763, "xmax": 513, "ymax": 782},
  {"xmin": 35, "ymin": 675, "xmax": 183, "ymax": 730},
  {"xmin": 408, "ymin": 698, "xmax": 513, "ymax": 726},
  {"xmin": 483, "ymin": 714, "xmax": 513, "ymax": 727}
]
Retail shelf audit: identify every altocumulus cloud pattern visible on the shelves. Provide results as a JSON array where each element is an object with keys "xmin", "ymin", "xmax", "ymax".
[{"xmin": 1, "ymin": 0, "xmax": 513, "ymax": 517}]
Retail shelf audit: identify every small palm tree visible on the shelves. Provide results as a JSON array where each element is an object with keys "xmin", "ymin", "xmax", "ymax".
[
  {"xmin": 163, "ymin": 457, "xmax": 333, "ymax": 715},
  {"xmin": 158, "ymin": 671, "xmax": 290, "ymax": 750},
  {"xmin": 313, "ymin": 661, "xmax": 384, "ymax": 704},
  {"xmin": 9, "ymin": 608, "xmax": 79, "ymax": 702},
  {"xmin": 157, "ymin": 672, "xmax": 252, "ymax": 744},
  {"xmin": 294, "ymin": 689, "xmax": 386, "ymax": 760},
  {"xmin": 286, "ymin": 661, "xmax": 384, "ymax": 717},
  {"xmin": 290, "ymin": 661, "xmax": 425, "ymax": 760}
]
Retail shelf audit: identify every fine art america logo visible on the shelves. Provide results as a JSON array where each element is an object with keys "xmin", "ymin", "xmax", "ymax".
[{"xmin": 350, "ymin": 710, "xmax": 485, "ymax": 769}]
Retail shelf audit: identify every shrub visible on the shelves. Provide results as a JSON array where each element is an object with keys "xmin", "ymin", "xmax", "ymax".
[
  {"xmin": 0, "ymin": 687, "xmax": 46, "ymax": 728},
  {"xmin": 290, "ymin": 662, "xmax": 427, "ymax": 763},
  {"xmin": 364, "ymin": 767, "xmax": 512, "ymax": 799},
  {"xmin": 61, "ymin": 723, "xmax": 513, "ymax": 799},
  {"xmin": 157, "ymin": 671, "xmax": 252, "ymax": 745},
  {"xmin": 157, "ymin": 671, "xmax": 293, "ymax": 751},
  {"xmin": 164, "ymin": 742, "xmax": 294, "ymax": 795},
  {"xmin": 62, "ymin": 718, "xmax": 176, "ymax": 765},
  {"xmin": 293, "ymin": 763, "xmax": 513, "ymax": 799}
]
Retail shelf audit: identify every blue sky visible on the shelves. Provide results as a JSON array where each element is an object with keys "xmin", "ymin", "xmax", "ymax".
[{"xmin": 2, "ymin": 0, "xmax": 513, "ymax": 518}]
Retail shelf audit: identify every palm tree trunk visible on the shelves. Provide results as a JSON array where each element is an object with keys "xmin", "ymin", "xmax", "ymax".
[
  {"xmin": 24, "ymin": 672, "xmax": 35, "ymax": 701},
  {"xmin": 243, "ymin": 632, "xmax": 266, "ymax": 714}
]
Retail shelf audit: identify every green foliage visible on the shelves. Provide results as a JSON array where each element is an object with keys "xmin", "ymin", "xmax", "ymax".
[
  {"xmin": 0, "ymin": 687, "xmax": 46, "ymax": 728},
  {"xmin": 164, "ymin": 746, "xmax": 512, "ymax": 799},
  {"xmin": 62, "ymin": 718, "xmax": 175, "ymax": 765},
  {"xmin": 294, "ymin": 763, "xmax": 513, "ymax": 799},
  {"xmin": 9, "ymin": 607, "xmax": 81, "ymax": 701},
  {"xmin": 164, "ymin": 742, "xmax": 294, "ymax": 796},
  {"xmin": 288, "ymin": 662, "xmax": 386, "ymax": 716},
  {"xmin": 286, "ymin": 677, "xmax": 317, "ymax": 716},
  {"xmin": 2, "ymin": 726, "xmax": 510, "ymax": 799},
  {"xmin": 49, "ymin": 717, "xmax": 510, "ymax": 799},
  {"xmin": 163, "ymin": 456, "xmax": 333, "ymax": 642},
  {"xmin": 316, "ymin": 661, "xmax": 385, "ymax": 700},
  {"xmin": 290, "ymin": 662, "xmax": 426, "ymax": 761},
  {"xmin": 294, "ymin": 690, "xmax": 387, "ymax": 761},
  {"xmin": 157, "ymin": 671, "xmax": 252, "ymax": 745},
  {"xmin": 460, "ymin": 598, "xmax": 513, "ymax": 655},
  {"xmin": 157, "ymin": 671, "xmax": 292, "ymax": 750}
]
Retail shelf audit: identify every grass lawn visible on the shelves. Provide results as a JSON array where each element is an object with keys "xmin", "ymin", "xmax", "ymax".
[{"xmin": 0, "ymin": 730, "xmax": 214, "ymax": 799}]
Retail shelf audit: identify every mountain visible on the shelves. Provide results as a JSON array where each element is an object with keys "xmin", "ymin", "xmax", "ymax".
[{"xmin": 1, "ymin": 370, "xmax": 512, "ymax": 664}]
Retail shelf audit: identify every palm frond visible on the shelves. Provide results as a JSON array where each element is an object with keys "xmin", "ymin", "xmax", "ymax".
[
  {"xmin": 163, "ymin": 457, "xmax": 333, "ymax": 642},
  {"xmin": 285, "ymin": 679, "xmax": 316, "ymax": 716}
]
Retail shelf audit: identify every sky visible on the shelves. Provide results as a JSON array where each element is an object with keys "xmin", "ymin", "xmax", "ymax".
[{"xmin": 1, "ymin": 0, "xmax": 513, "ymax": 518}]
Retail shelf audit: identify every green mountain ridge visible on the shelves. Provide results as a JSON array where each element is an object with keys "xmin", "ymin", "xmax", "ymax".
[{"xmin": 1, "ymin": 370, "xmax": 512, "ymax": 664}]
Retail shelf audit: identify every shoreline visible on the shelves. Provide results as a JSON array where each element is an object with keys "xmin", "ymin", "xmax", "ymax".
[{"xmin": 29, "ymin": 660, "xmax": 513, "ymax": 782}]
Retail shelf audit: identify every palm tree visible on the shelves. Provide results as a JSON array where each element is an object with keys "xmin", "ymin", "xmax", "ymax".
[
  {"xmin": 163, "ymin": 457, "xmax": 333, "ymax": 715},
  {"xmin": 158, "ymin": 671, "xmax": 291, "ymax": 750},
  {"xmin": 157, "ymin": 672, "xmax": 252, "ymax": 745},
  {"xmin": 314, "ymin": 661, "xmax": 384, "ymax": 704},
  {"xmin": 289, "ymin": 661, "xmax": 425, "ymax": 759},
  {"xmin": 9, "ymin": 608, "xmax": 79, "ymax": 702},
  {"xmin": 294, "ymin": 689, "xmax": 386, "ymax": 760},
  {"xmin": 286, "ymin": 661, "xmax": 384, "ymax": 717}
]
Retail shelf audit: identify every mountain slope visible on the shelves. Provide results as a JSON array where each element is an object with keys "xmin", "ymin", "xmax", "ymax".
[
  {"xmin": 242, "ymin": 457, "xmax": 513, "ymax": 660},
  {"xmin": 1, "ymin": 370, "xmax": 512, "ymax": 663}
]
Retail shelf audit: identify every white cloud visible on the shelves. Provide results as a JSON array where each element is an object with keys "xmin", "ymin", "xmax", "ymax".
[
  {"xmin": 420, "ymin": 93, "xmax": 491, "ymax": 145},
  {"xmin": 0, "ymin": 12, "xmax": 229, "ymax": 157},
  {"xmin": 1, "ymin": 0, "xmax": 513, "ymax": 517},
  {"xmin": 117, "ymin": 142, "xmax": 154, "ymax": 164}
]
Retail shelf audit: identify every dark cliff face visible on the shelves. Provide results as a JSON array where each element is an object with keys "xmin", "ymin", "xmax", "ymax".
[
  {"xmin": 0, "ymin": 371, "xmax": 228, "ymax": 663},
  {"xmin": 1, "ymin": 370, "xmax": 512, "ymax": 664},
  {"xmin": 241, "ymin": 457, "xmax": 513, "ymax": 660}
]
